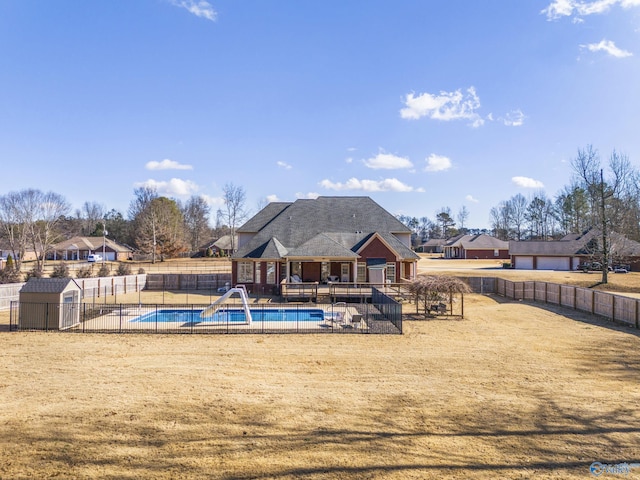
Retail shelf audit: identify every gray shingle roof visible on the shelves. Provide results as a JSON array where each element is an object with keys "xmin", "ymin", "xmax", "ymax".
[
  {"xmin": 445, "ymin": 234, "xmax": 509, "ymax": 249},
  {"xmin": 509, "ymin": 228, "xmax": 640, "ymax": 257},
  {"xmin": 234, "ymin": 196, "xmax": 417, "ymax": 260},
  {"xmin": 20, "ymin": 278, "xmax": 80, "ymax": 294}
]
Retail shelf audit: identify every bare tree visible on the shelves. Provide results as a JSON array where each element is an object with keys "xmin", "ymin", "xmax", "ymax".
[
  {"xmin": 0, "ymin": 189, "xmax": 69, "ymax": 271},
  {"xmin": 182, "ymin": 195, "xmax": 211, "ymax": 251},
  {"xmin": 216, "ymin": 183, "xmax": 248, "ymax": 253},
  {"xmin": 508, "ymin": 194, "xmax": 528, "ymax": 240},
  {"xmin": 572, "ymin": 145, "xmax": 636, "ymax": 284},
  {"xmin": 76, "ymin": 201, "xmax": 106, "ymax": 236},
  {"xmin": 456, "ymin": 206, "xmax": 469, "ymax": 232}
]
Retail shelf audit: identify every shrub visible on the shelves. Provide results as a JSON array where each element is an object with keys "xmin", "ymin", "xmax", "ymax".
[
  {"xmin": 50, "ymin": 262, "xmax": 70, "ymax": 278},
  {"xmin": 0, "ymin": 264, "xmax": 22, "ymax": 284},
  {"xmin": 76, "ymin": 265, "xmax": 93, "ymax": 278},
  {"xmin": 116, "ymin": 263, "xmax": 132, "ymax": 276},
  {"xmin": 25, "ymin": 267, "xmax": 43, "ymax": 281},
  {"xmin": 98, "ymin": 263, "xmax": 111, "ymax": 277},
  {"xmin": 138, "ymin": 267, "xmax": 146, "ymax": 274}
]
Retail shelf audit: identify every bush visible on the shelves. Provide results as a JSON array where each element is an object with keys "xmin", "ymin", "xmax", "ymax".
[
  {"xmin": 138, "ymin": 267, "xmax": 146, "ymax": 274},
  {"xmin": 98, "ymin": 263, "xmax": 110, "ymax": 277},
  {"xmin": 116, "ymin": 263, "xmax": 132, "ymax": 276},
  {"xmin": 50, "ymin": 262, "xmax": 70, "ymax": 278},
  {"xmin": 0, "ymin": 264, "xmax": 22, "ymax": 284},
  {"xmin": 25, "ymin": 267, "xmax": 43, "ymax": 281},
  {"xmin": 76, "ymin": 265, "xmax": 93, "ymax": 278}
]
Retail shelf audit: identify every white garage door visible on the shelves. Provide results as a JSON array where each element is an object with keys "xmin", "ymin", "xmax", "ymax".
[
  {"xmin": 515, "ymin": 256, "xmax": 533, "ymax": 269},
  {"xmin": 537, "ymin": 256, "xmax": 570, "ymax": 271}
]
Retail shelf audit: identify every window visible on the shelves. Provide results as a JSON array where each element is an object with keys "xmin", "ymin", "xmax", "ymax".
[
  {"xmin": 266, "ymin": 262, "xmax": 276, "ymax": 284},
  {"xmin": 494, "ymin": 249, "xmax": 499, "ymax": 257},
  {"xmin": 237, "ymin": 261, "xmax": 254, "ymax": 283},
  {"xmin": 357, "ymin": 263, "xmax": 366, "ymax": 283},
  {"xmin": 386, "ymin": 263, "xmax": 396, "ymax": 283}
]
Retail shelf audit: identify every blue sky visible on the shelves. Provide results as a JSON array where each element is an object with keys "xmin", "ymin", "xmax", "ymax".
[{"xmin": 1, "ymin": 0, "xmax": 639, "ymax": 228}]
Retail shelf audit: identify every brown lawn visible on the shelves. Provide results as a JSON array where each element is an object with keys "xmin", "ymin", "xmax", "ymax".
[{"xmin": 1, "ymin": 258, "xmax": 639, "ymax": 479}]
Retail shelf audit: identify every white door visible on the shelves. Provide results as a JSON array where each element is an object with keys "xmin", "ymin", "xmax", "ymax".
[
  {"xmin": 537, "ymin": 256, "xmax": 570, "ymax": 271},
  {"xmin": 514, "ymin": 256, "xmax": 533, "ymax": 269}
]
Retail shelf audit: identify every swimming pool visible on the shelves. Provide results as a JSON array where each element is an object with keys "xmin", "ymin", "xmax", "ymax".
[{"xmin": 131, "ymin": 308, "xmax": 326, "ymax": 324}]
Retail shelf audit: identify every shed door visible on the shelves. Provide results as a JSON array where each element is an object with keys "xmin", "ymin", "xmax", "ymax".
[{"xmin": 61, "ymin": 292, "xmax": 79, "ymax": 329}]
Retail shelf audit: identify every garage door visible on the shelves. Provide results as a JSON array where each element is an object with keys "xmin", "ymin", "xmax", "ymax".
[
  {"xmin": 537, "ymin": 256, "xmax": 570, "ymax": 271},
  {"xmin": 514, "ymin": 256, "xmax": 533, "ymax": 269}
]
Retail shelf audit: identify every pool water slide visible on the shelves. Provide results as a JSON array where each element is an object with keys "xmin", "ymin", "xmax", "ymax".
[{"xmin": 199, "ymin": 285, "xmax": 253, "ymax": 324}]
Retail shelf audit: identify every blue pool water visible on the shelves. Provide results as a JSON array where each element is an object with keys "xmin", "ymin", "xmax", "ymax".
[{"xmin": 131, "ymin": 308, "xmax": 326, "ymax": 324}]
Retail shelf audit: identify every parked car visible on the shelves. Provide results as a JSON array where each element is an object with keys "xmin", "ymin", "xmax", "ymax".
[
  {"xmin": 87, "ymin": 254, "xmax": 102, "ymax": 262},
  {"xmin": 578, "ymin": 262, "xmax": 612, "ymax": 272}
]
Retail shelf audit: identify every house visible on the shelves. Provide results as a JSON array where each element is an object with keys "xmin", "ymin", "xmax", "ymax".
[
  {"xmin": 199, "ymin": 235, "xmax": 236, "ymax": 257},
  {"xmin": 0, "ymin": 240, "xmax": 39, "ymax": 262},
  {"xmin": 231, "ymin": 196, "xmax": 420, "ymax": 292},
  {"xmin": 51, "ymin": 236, "xmax": 133, "ymax": 262},
  {"xmin": 443, "ymin": 234, "xmax": 509, "ymax": 259},
  {"xmin": 509, "ymin": 228, "xmax": 640, "ymax": 271},
  {"xmin": 416, "ymin": 238, "xmax": 446, "ymax": 254}
]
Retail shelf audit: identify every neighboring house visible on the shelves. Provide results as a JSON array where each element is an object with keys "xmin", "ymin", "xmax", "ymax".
[
  {"xmin": 0, "ymin": 240, "xmax": 39, "ymax": 262},
  {"xmin": 231, "ymin": 196, "xmax": 420, "ymax": 292},
  {"xmin": 509, "ymin": 228, "xmax": 640, "ymax": 271},
  {"xmin": 200, "ymin": 235, "xmax": 236, "ymax": 257},
  {"xmin": 416, "ymin": 238, "xmax": 446, "ymax": 254},
  {"xmin": 443, "ymin": 234, "xmax": 510, "ymax": 259},
  {"xmin": 50, "ymin": 236, "xmax": 133, "ymax": 261}
]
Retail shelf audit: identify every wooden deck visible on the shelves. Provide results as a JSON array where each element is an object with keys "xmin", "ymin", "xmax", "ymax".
[{"xmin": 281, "ymin": 282, "xmax": 411, "ymax": 303}]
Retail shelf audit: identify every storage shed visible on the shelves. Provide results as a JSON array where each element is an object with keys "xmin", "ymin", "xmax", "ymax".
[{"xmin": 19, "ymin": 278, "xmax": 82, "ymax": 330}]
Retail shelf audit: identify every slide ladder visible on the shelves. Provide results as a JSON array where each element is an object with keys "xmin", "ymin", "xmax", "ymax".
[{"xmin": 199, "ymin": 285, "xmax": 252, "ymax": 324}]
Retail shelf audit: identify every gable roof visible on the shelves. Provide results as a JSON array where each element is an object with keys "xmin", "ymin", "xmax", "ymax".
[
  {"xmin": 20, "ymin": 277, "xmax": 81, "ymax": 294},
  {"xmin": 445, "ymin": 234, "xmax": 509, "ymax": 250},
  {"xmin": 53, "ymin": 236, "xmax": 132, "ymax": 253},
  {"xmin": 509, "ymin": 228, "xmax": 640, "ymax": 257},
  {"xmin": 234, "ymin": 196, "xmax": 418, "ymax": 260}
]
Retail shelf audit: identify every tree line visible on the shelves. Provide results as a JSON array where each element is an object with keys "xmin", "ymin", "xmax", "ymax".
[
  {"xmin": 0, "ymin": 183, "xmax": 249, "ymax": 279},
  {"xmin": 398, "ymin": 146, "xmax": 640, "ymax": 247}
]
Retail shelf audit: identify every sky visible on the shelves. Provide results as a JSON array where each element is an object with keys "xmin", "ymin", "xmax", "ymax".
[{"xmin": 1, "ymin": 0, "xmax": 639, "ymax": 229}]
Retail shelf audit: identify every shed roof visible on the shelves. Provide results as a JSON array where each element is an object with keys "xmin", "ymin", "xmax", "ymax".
[{"xmin": 20, "ymin": 278, "xmax": 81, "ymax": 294}]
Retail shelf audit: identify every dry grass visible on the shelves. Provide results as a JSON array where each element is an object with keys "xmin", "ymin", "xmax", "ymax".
[{"xmin": 1, "ymin": 258, "xmax": 639, "ymax": 478}]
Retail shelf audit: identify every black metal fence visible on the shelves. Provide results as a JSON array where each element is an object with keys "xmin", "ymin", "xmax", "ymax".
[
  {"xmin": 9, "ymin": 300, "xmax": 402, "ymax": 334},
  {"xmin": 371, "ymin": 287, "xmax": 403, "ymax": 333}
]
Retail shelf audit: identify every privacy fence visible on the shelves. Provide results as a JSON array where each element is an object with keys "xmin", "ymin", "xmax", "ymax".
[
  {"xmin": 0, "ymin": 274, "xmax": 147, "ymax": 310},
  {"xmin": 462, "ymin": 276, "xmax": 640, "ymax": 329}
]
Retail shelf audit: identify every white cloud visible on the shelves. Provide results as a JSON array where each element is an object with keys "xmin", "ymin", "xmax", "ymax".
[
  {"xmin": 266, "ymin": 194, "xmax": 280, "ymax": 202},
  {"xmin": 400, "ymin": 87, "xmax": 484, "ymax": 127},
  {"xmin": 465, "ymin": 195, "xmax": 479, "ymax": 203},
  {"xmin": 363, "ymin": 151, "xmax": 413, "ymax": 170},
  {"xmin": 345, "ymin": 157, "xmax": 353, "ymax": 164},
  {"xmin": 295, "ymin": 192, "xmax": 320, "ymax": 199},
  {"xmin": 134, "ymin": 178, "xmax": 199, "ymax": 196},
  {"xmin": 542, "ymin": 0, "xmax": 640, "ymax": 20},
  {"xmin": 502, "ymin": 109, "xmax": 526, "ymax": 126},
  {"xmin": 199, "ymin": 193, "xmax": 224, "ymax": 208},
  {"xmin": 319, "ymin": 177, "xmax": 422, "ymax": 192},
  {"xmin": 424, "ymin": 154, "xmax": 452, "ymax": 172},
  {"xmin": 170, "ymin": 0, "xmax": 217, "ymax": 21},
  {"xmin": 277, "ymin": 161, "xmax": 292, "ymax": 170},
  {"xmin": 145, "ymin": 159, "xmax": 193, "ymax": 170},
  {"xmin": 512, "ymin": 176, "xmax": 545, "ymax": 188},
  {"xmin": 581, "ymin": 39, "xmax": 633, "ymax": 57}
]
